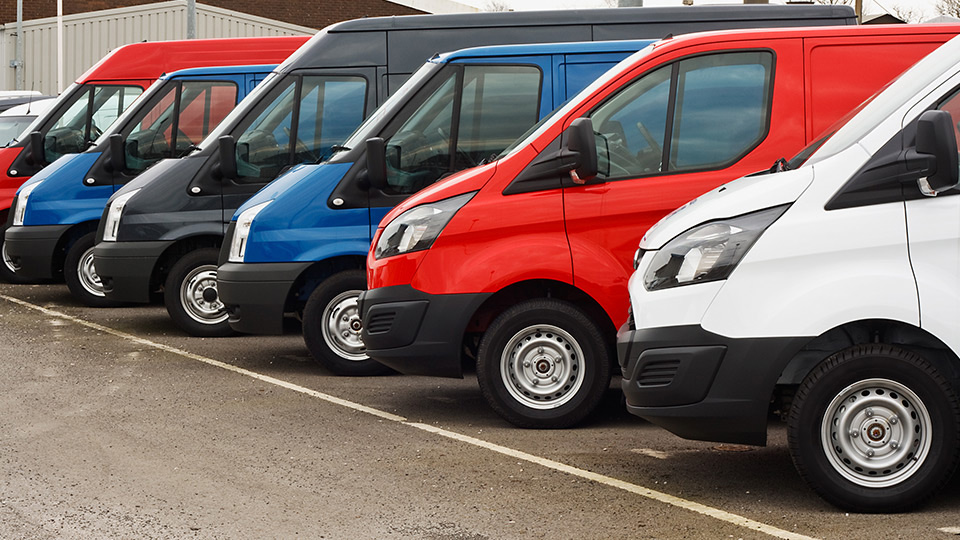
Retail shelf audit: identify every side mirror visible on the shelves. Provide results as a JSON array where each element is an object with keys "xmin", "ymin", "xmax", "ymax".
[
  {"xmin": 912, "ymin": 109, "xmax": 959, "ymax": 196},
  {"xmin": 109, "ymin": 133, "xmax": 126, "ymax": 173},
  {"xmin": 29, "ymin": 131, "xmax": 45, "ymax": 166},
  {"xmin": 218, "ymin": 135, "xmax": 237, "ymax": 180},
  {"xmin": 565, "ymin": 118, "xmax": 598, "ymax": 184},
  {"xmin": 365, "ymin": 137, "xmax": 388, "ymax": 190}
]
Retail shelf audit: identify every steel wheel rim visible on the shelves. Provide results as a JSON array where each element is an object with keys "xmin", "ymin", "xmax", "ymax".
[
  {"xmin": 179, "ymin": 265, "xmax": 227, "ymax": 325},
  {"xmin": 500, "ymin": 324, "xmax": 585, "ymax": 410},
  {"xmin": 2, "ymin": 242, "xmax": 16, "ymax": 273},
  {"xmin": 77, "ymin": 246, "xmax": 106, "ymax": 297},
  {"xmin": 820, "ymin": 377, "xmax": 932, "ymax": 488},
  {"xmin": 320, "ymin": 290, "xmax": 367, "ymax": 361}
]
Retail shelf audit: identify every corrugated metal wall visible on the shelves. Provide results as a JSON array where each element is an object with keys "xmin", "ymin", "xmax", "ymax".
[{"xmin": 0, "ymin": 1, "xmax": 314, "ymax": 94}]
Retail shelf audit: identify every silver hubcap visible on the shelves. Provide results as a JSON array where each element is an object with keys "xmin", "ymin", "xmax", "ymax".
[
  {"xmin": 179, "ymin": 265, "xmax": 227, "ymax": 325},
  {"xmin": 77, "ymin": 246, "xmax": 105, "ymax": 297},
  {"xmin": 821, "ymin": 378, "xmax": 932, "ymax": 488},
  {"xmin": 320, "ymin": 290, "xmax": 367, "ymax": 361},
  {"xmin": 500, "ymin": 324, "xmax": 584, "ymax": 410},
  {"xmin": 2, "ymin": 242, "xmax": 16, "ymax": 273}
]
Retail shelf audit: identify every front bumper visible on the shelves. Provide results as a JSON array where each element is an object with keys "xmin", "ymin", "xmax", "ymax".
[
  {"xmin": 4, "ymin": 224, "xmax": 71, "ymax": 280},
  {"xmin": 218, "ymin": 261, "xmax": 311, "ymax": 335},
  {"xmin": 359, "ymin": 284, "xmax": 490, "ymax": 378},
  {"xmin": 93, "ymin": 240, "xmax": 173, "ymax": 304},
  {"xmin": 617, "ymin": 322, "xmax": 808, "ymax": 446}
]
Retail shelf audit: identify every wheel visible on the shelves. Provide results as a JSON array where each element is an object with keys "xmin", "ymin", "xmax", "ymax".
[
  {"xmin": 0, "ymin": 227, "xmax": 31, "ymax": 284},
  {"xmin": 64, "ymin": 231, "xmax": 122, "ymax": 307},
  {"xmin": 163, "ymin": 248, "xmax": 233, "ymax": 337},
  {"xmin": 302, "ymin": 270, "xmax": 392, "ymax": 376},
  {"xmin": 476, "ymin": 298, "xmax": 612, "ymax": 429},
  {"xmin": 788, "ymin": 344, "xmax": 960, "ymax": 513}
]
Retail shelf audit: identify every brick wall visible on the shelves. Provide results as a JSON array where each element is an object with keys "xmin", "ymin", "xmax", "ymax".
[{"xmin": 0, "ymin": 0, "xmax": 425, "ymax": 29}]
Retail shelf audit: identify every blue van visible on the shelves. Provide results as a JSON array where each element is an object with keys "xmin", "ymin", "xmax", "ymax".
[
  {"xmin": 5, "ymin": 65, "xmax": 276, "ymax": 306},
  {"xmin": 216, "ymin": 40, "xmax": 653, "ymax": 375}
]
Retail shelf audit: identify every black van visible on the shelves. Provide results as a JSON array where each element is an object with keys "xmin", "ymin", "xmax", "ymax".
[{"xmin": 92, "ymin": 5, "xmax": 856, "ymax": 336}]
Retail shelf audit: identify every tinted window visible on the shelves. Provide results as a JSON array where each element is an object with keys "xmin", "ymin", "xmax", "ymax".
[
  {"xmin": 590, "ymin": 51, "xmax": 773, "ymax": 179},
  {"xmin": 235, "ymin": 75, "xmax": 367, "ymax": 184},
  {"xmin": 385, "ymin": 64, "xmax": 541, "ymax": 195},
  {"xmin": 44, "ymin": 85, "xmax": 142, "ymax": 162},
  {"xmin": 125, "ymin": 81, "xmax": 238, "ymax": 173}
]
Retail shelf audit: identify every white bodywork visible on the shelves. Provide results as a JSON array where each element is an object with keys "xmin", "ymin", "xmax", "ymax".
[{"xmin": 629, "ymin": 34, "xmax": 960, "ymax": 352}]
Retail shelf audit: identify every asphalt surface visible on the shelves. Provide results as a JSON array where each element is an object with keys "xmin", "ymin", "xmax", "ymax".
[{"xmin": 1, "ymin": 282, "xmax": 959, "ymax": 539}]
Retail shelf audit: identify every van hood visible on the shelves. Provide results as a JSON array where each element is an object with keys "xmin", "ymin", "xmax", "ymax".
[
  {"xmin": 377, "ymin": 161, "xmax": 497, "ymax": 227},
  {"xmin": 640, "ymin": 166, "xmax": 814, "ymax": 250}
]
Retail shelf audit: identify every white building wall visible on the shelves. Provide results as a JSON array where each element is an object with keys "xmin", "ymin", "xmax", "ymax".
[{"xmin": 0, "ymin": 1, "xmax": 315, "ymax": 94}]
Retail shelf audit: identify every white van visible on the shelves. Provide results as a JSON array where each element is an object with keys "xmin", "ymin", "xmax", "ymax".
[{"xmin": 618, "ymin": 34, "xmax": 960, "ymax": 512}]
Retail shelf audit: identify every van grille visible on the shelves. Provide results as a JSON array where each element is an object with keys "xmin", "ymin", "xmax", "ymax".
[
  {"xmin": 637, "ymin": 359, "xmax": 680, "ymax": 386},
  {"xmin": 366, "ymin": 311, "xmax": 396, "ymax": 334}
]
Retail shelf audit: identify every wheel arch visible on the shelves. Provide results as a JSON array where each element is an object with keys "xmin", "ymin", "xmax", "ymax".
[
  {"xmin": 286, "ymin": 254, "xmax": 366, "ymax": 313},
  {"xmin": 778, "ymin": 319, "xmax": 960, "ymax": 392},
  {"xmin": 52, "ymin": 220, "xmax": 100, "ymax": 276},
  {"xmin": 465, "ymin": 279, "xmax": 617, "ymax": 365},
  {"xmin": 152, "ymin": 234, "xmax": 223, "ymax": 294}
]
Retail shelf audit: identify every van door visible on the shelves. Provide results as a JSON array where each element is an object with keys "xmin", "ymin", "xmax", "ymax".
[
  {"xmin": 220, "ymin": 68, "xmax": 376, "ymax": 223},
  {"xmin": 905, "ymin": 88, "xmax": 960, "ymax": 355},
  {"xmin": 562, "ymin": 43, "xmax": 798, "ymax": 317}
]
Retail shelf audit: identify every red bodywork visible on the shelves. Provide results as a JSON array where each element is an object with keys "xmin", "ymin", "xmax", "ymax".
[
  {"xmin": 0, "ymin": 35, "xmax": 308, "ymax": 218},
  {"xmin": 368, "ymin": 24, "xmax": 960, "ymax": 338}
]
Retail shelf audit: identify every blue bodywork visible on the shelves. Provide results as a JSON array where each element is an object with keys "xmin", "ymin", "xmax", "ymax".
[
  {"xmin": 14, "ymin": 65, "xmax": 277, "ymax": 228},
  {"xmin": 234, "ymin": 40, "xmax": 655, "ymax": 266}
]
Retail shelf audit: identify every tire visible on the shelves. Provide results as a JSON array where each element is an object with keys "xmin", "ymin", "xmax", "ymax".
[
  {"xmin": 302, "ymin": 270, "xmax": 392, "ymax": 376},
  {"xmin": 64, "ymin": 231, "xmax": 123, "ymax": 307},
  {"xmin": 476, "ymin": 298, "xmax": 612, "ymax": 429},
  {"xmin": 788, "ymin": 344, "xmax": 960, "ymax": 513},
  {"xmin": 0, "ymin": 226, "xmax": 32, "ymax": 284},
  {"xmin": 163, "ymin": 248, "xmax": 233, "ymax": 337}
]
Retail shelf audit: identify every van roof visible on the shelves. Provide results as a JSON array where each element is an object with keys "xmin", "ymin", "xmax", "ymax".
[
  {"xmin": 436, "ymin": 39, "xmax": 656, "ymax": 63},
  {"xmin": 649, "ymin": 22, "xmax": 960, "ymax": 50},
  {"xmin": 327, "ymin": 5, "xmax": 856, "ymax": 32},
  {"xmin": 160, "ymin": 65, "xmax": 279, "ymax": 80},
  {"xmin": 280, "ymin": 5, "xmax": 855, "ymax": 76},
  {"xmin": 76, "ymin": 36, "xmax": 308, "ymax": 85}
]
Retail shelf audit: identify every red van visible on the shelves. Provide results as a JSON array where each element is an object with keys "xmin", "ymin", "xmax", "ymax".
[
  {"xmin": 0, "ymin": 35, "xmax": 307, "ymax": 282},
  {"xmin": 359, "ymin": 25, "xmax": 960, "ymax": 428}
]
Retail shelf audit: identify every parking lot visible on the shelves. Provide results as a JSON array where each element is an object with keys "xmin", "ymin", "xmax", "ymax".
[{"xmin": 0, "ymin": 282, "xmax": 958, "ymax": 539}]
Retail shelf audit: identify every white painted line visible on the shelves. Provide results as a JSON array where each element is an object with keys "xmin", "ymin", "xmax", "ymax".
[
  {"xmin": 939, "ymin": 527, "xmax": 960, "ymax": 535},
  {"xmin": 631, "ymin": 448, "xmax": 670, "ymax": 460},
  {"xmin": 2, "ymin": 294, "xmax": 818, "ymax": 540}
]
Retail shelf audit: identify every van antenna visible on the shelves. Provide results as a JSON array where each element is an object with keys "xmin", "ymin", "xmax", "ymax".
[
  {"xmin": 26, "ymin": 83, "xmax": 35, "ymax": 115},
  {"xmin": 661, "ymin": 33, "xmax": 674, "ymax": 40}
]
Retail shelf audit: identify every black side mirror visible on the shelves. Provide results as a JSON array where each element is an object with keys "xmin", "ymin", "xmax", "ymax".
[
  {"xmin": 365, "ymin": 137, "xmax": 387, "ymax": 190},
  {"xmin": 109, "ymin": 133, "xmax": 126, "ymax": 173},
  {"xmin": 911, "ymin": 109, "xmax": 959, "ymax": 196},
  {"xmin": 29, "ymin": 131, "xmax": 45, "ymax": 166},
  {"xmin": 218, "ymin": 135, "xmax": 237, "ymax": 180},
  {"xmin": 565, "ymin": 118, "xmax": 598, "ymax": 184}
]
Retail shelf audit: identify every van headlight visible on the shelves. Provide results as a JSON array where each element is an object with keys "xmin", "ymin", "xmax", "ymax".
[
  {"xmin": 374, "ymin": 192, "xmax": 475, "ymax": 260},
  {"xmin": 12, "ymin": 181, "xmax": 42, "ymax": 226},
  {"xmin": 102, "ymin": 188, "xmax": 141, "ymax": 242},
  {"xmin": 228, "ymin": 200, "xmax": 272, "ymax": 263},
  {"xmin": 643, "ymin": 205, "xmax": 788, "ymax": 291}
]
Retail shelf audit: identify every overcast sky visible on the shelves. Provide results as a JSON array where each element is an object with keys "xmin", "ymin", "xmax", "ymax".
[{"xmin": 472, "ymin": 0, "xmax": 946, "ymax": 22}]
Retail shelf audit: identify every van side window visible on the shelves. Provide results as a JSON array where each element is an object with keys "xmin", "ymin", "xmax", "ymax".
[
  {"xmin": 589, "ymin": 51, "xmax": 773, "ymax": 179},
  {"xmin": 125, "ymin": 81, "xmax": 238, "ymax": 173},
  {"xmin": 384, "ymin": 64, "xmax": 541, "ymax": 195},
  {"xmin": 938, "ymin": 88, "xmax": 960, "ymax": 151},
  {"xmin": 45, "ymin": 85, "xmax": 143, "ymax": 163},
  {"xmin": 234, "ymin": 74, "xmax": 367, "ymax": 183}
]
